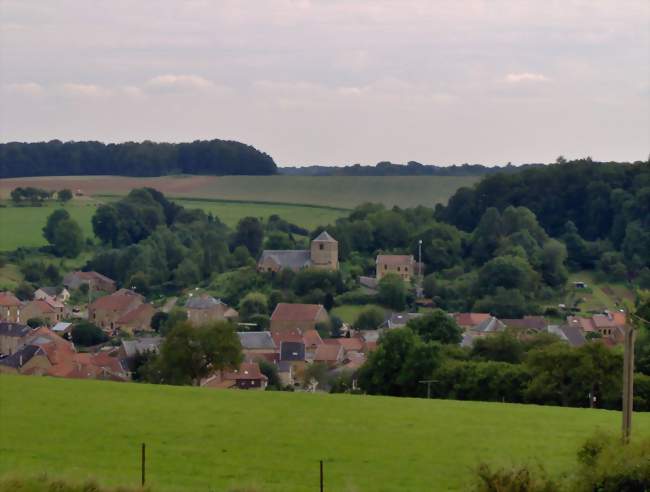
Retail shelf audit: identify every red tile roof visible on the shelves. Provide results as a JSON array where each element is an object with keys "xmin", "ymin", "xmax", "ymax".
[
  {"xmin": 271, "ymin": 330, "xmax": 304, "ymax": 346},
  {"xmin": 0, "ymin": 292, "xmax": 21, "ymax": 307},
  {"xmin": 116, "ymin": 303, "xmax": 154, "ymax": 324},
  {"xmin": 454, "ymin": 313, "xmax": 491, "ymax": 327},
  {"xmin": 91, "ymin": 291, "xmax": 141, "ymax": 312},
  {"xmin": 271, "ymin": 303, "xmax": 325, "ymax": 322},
  {"xmin": 314, "ymin": 344, "xmax": 343, "ymax": 363},
  {"xmin": 223, "ymin": 362, "xmax": 268, "ymax": 381},
  {"xmin": 337, "ymin": 337, "xmax": 365, "ymax": 352},
  {"xmin": 302, "ymin": 329, "xmax": 323, "ymax": 347},
  {"xmin": 26, "ymin": 299, "xmax": 57, "ymax": 314}
]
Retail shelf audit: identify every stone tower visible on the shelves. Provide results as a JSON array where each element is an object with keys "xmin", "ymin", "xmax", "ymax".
[{"xmin": 310, "ymin": 231, "xmax": 339, "ymax": 271}]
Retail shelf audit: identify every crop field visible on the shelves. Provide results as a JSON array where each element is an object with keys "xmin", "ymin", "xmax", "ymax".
[
  {"xmin": 2, "ymin": 376, "xmax": 649, "ymax": 492},
  {"xmin": 0, "ymin": 174, "xmax": 480, "ymax": 209}
]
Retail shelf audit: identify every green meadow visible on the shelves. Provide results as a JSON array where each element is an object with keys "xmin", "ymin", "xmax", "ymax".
[
  {"xmin": 2, "ymin": 375, "xmax": 648, "ymax": 492},
  {"xmin": 179, "ymin": 175, "xmax": 481, "ymax": 209},
  {"xmin": 0, "ymin": 199, "xmax": 346, "ymax": 252}
]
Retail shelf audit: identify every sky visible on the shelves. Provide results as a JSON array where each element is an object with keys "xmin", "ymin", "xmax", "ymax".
[{"xmin": 0, "ymin": 0, "xmax": 648, "ymax": 166}]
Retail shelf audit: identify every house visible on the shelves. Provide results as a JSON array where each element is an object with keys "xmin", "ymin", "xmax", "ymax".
[
  {"xmin": 376, "ymin": 255, "xmax": 417, "ymax": 281},
  {"xmin": 566, "ymin": 312, "xmax": 626, "ymax": 344},
  {"xmin": 314, "ymin": 343, "xmax": 344, "ymax": 366},
  {"xmin": 63, "ymin": 271, "xmax": 116, "ymax": 293},
  {"xmin": 257, "ymin": 231, "xmax": 339, "ymax": 273},
  {"xmin": 185, "ymin": 295, "xmax": 238, "ymax": 326},
  {"xmin": 380, "ymin": 312, "xmax": 422, "ymax": 330},
  {"xmin": 119, "ymin": 336, "xmax": 163, "ymax": 372},
  {"xmin": 237, "ymin": 331, "xmax": 278, "ymax": 363},
  {"xmin": 270, "ymin": 303, "xmax": 329, "ymax": 333},
  {"xmin": 0, "ymin": 292, "xmax": 22, "ymax": 323},
  {"xmin": 115, "ymin": 303, "xmax": 156, "ymax": 334},
  {"xmin": 0, "ymin": 327, "xmax": 128, "ymax": 381},
  {"xmin": 52, "ymin": 322, "xmax": 73, "ymax": 337},
  {"xmin": 547, "ymin": 324, "xmax": 586, "ymax": 348},
  {"xmin": 21, "ymin": 298, "xmax": 65, "ymax": 326},
  {"xmin": 453, "ymin": 313, "xmax": 491, "ymax": 331},
  {"xmin": 88, "ymin": 289, "xmax": 144, "ymax": 332},
  {"xmin": 501, "ymin": 316, "xmax": 548, "ymax": 333},
  {"xmin": 470, "ymin": 316, "xmax": 506, "ymax": 336},
  {"xmin": 34, "ymin": 287, "xmax": 70, "ymax": 303},
  {"xmin": 201, "ymin": 362, "xmax": 268, "ymax": 390},
  {"xmin": 0, "ymin": 322, "xmax": 31, "ymax": 355},
  {"xmin": 302, "ymin": 329, "xmax": 323, "ymax": 359}
]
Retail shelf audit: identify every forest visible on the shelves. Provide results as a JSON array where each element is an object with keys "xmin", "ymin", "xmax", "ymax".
[{"xmin": 0, "ymin": 139, "xmax": 277, "ymax": 178}]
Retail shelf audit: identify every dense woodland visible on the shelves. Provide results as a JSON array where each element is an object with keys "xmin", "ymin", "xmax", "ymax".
[
  {"xmin": 281, "ymin": 161, "xmax": 544, "ymax": 176},
  {"xmin": 0, "ymin": 139, "xmax": 277, "ymax": 177}
]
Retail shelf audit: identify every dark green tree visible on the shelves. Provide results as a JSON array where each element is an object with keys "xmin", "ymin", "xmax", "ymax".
[{"xmin": 406, "ymin": 309, "xmax": 462, "ymax": 344}]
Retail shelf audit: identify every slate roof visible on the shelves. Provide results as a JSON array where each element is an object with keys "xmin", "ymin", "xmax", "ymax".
[
  {"xmin": 0, "ymin": 344, "xmax": 43, "ymax": 368},
  {"xmin": 384, "ymin": 312, "xmax": 421, "ymax": 329},
  {"xmin": 271, "ymin": 303, "xmax": 325, "ymax": 322},
  {"xmin": 238, "ymin": 331, "xmax": 276, "ymax": 350},
  {"xmin": 501, "ymin": 316, "xmax": 548, "ymax": 332},
  {"xmin": 52, "ymin": 322, "xmax": 72, "ymax": 333},
  {"xmin": 185, "ymin": 295, "xmax": 224, "ymax": 310},
  {"xmin": 472, "ymin": 317, "xmax": 506, "ymax": 334},
  {"xmin": 121, "ymin": 337, "xmax": 162, "ymax": 358},
  {"xmin": 0, "ymin": 322, "xmax": 31, "ymax": 338},
  {"xmin": 313, "ymin": 231, "xmax": 337, "ymax": 242},
  {"xmin": 548, "ymin": 324, "xmax": 586, "ymax": 348},
  {"xmin": 259, "ymin": 250, "xmax": 311, "ymax": 270},
  {"xmin": 280, "ymin": 341, "xmax": 305, "ymax": 361},
  {"xmin": 39, "ymin": 286, "xmax": 59, "ymax": 297}
]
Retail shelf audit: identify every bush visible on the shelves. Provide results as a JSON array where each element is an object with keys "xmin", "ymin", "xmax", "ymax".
[
  {"xmin": 353, "ymin": 306, "xmax": 385, "ymax": 331},
  {"xmin": 71, "ymin": 322, "xmax": 108, "ymax": 347},
  {"xmin": 474, "ymin": 463, "xmax": 559, "ymax": 492}
]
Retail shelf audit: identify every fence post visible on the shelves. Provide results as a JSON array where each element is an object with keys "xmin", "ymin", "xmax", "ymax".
[
  {"xmin": 141, "ymin": 442, "xmax": 146, "ymax": 487},
  {"xmin": 320, "ymin": 460, "xmax": 323, "ymax": 492}
]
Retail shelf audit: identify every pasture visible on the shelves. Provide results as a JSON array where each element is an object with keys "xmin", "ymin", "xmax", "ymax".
[
  {"xmin": 0, "ymin": 174, "xmax": 480, "ymax": 208},
  {"xmin": 2, "ymin": 375, "xmax": 648, "ymax": 492}
]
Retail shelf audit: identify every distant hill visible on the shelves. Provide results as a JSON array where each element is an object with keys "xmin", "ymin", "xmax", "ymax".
[
  {"xmin": 0, "ymin": 139, "xmax": 277, "ymax": 178},
  {"xmin": 280, "ymin": 161, "xmax": 545, "ymax": 176}
]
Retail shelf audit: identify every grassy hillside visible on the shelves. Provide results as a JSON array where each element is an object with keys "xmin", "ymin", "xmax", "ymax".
[
  {"xmin": 2, "ymin": 376, "xmax": 648, "ymax": 492},
  {"xmin": 0, "ymin": 175, "xmax": 480, "ymax": 209},
  {"xmin": 0, "ymin": 199, "xmax": 346, "ymax": 252}
]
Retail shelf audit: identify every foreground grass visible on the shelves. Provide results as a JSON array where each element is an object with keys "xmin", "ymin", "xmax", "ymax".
[{"xmin": 1, "ymin": 376, "xmax": 648, "ymax": 492}]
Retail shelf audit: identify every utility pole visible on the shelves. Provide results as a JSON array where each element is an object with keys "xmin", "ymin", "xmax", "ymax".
[
  {"xmin": 622, "ymin": 322, "xmax": 635, "ymax": 444},
  {"xmin": 418, "ymin": 239, "xmax": 423, "ymax": 298}
]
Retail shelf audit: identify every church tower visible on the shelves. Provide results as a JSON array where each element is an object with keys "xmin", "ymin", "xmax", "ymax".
[{"xmin": 310, "ymin": 231, "xmax": 339, "ymax": 271}]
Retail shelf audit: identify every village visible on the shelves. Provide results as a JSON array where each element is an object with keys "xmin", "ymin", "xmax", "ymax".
[{"xmin": 0, "ymin": 230, "xmax": 630, "ymax": 392}]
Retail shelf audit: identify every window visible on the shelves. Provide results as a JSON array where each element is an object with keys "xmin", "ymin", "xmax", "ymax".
[
  {"xmin": 319, "ymin": 244, "xmax": 324, "ymax": 250},
  {"xmin": 405, "ymin": 267, "xmax": 408, "ymax": 271},
  {"xmin": 397, "ymin": 267, "xmax": 400, "ymax": 271},
  {"xmin": 384, "ymin": 264, "xmax": 388, "ymax": 270}
]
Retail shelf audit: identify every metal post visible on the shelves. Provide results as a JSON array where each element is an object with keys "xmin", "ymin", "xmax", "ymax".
[
  {"xmin": 319, "ymin": 460, "xmax": 323, "ymax": 492},
  {"xmin": 141, "ymin": 442, "xmax": 146, "ymax": 486},
  {"xmin": 622, "ymin": 324, "xmax": 635, "ymax": 444},
  {"xmin": 418, "ymin": 239, "xmax": 423, "ymax": 296}
]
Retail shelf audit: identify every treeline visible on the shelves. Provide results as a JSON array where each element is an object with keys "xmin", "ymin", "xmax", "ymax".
[
  {"xmin": 0, "ymin": 139, "xmax": 277, "ymax": 177},
  {"xmin": 356, "ymin": 306, "xmax": 650, "ymax": 411},
  {"xmin": 436, "ymin": 159, "xmax": 650, "ymax": 274},
  {"xmin": 281, "ymin": 161, "xmax": 544, "ymax": 176}
]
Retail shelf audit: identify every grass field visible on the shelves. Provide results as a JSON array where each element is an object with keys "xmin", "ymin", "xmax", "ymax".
[
  {"xmin": 0, "ymin": 199, "xmax": 346, "ymax": 252},
  {"xmin": 564, "ymin": 271, "xmax": 635, "ymax": 314},
  {"xmin": 331, "ymin": 304, "xmax": 387, "ymax": 324},
  {"xmin": 2, "ymin": 376, "xmax": 649, "ymax": 492},
  {"xmin": 0, "ymin": 174, "xmax": 480, "ymax": 209}
]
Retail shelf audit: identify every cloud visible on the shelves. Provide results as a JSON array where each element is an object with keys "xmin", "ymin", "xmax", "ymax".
[
  {"xmin": 145, "ymin": 74, "xmax": 215, "ymax": 91},
  {"xmin": 61, "ymin": 83, "xmax": 109, "ymax": 97},
  {"xmin": 504, "ymin": 72, "xmax": 551, "ymax": 84},
  {"xmin": 4, "ymin": 82, "xmax": 44, "ymax": 96}
]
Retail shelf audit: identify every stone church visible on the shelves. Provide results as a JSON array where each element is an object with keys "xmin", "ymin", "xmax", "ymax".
[{"xmin": 257, "ymin": 231, "xmax": 338, "ymax": 273}]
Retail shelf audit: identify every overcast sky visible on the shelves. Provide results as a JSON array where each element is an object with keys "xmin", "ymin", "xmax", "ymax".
[{"xmin": 1, "ymin": 1, "xmax": 648, "ymax": 166}]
